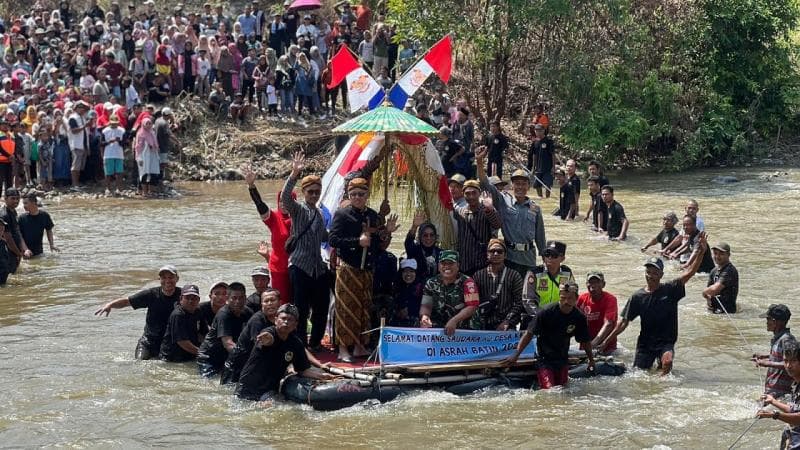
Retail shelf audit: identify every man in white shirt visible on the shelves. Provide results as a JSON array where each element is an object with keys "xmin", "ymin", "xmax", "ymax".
[
  {"xmin": 101, "ymin": 115, "xmax": 126, "ymax": 192},
  {"xmin": 67, "ymin": 101, "xmax": 91, "ymax": 188},
  {"xmin": 295, "ymin": 15, "xmax": 318, "ymax": 49}
]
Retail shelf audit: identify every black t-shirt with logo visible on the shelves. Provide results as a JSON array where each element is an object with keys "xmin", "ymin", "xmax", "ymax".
[
  {"xmin": 18, "ymin": 211, "xmax": 54, "ymax": 256},
  {"xmin": 128, "ymin": 286, "xmax": 182, "ymax": 344},
  {"xmin": 568, "ymin": 174, "xmax": 581, "ymax": 196},
  {"xmin": 708, "ymin": 262, "xmax": 739, "ymax": 312},
  {"xmin": 656, "ymin": 228, "xmax": 679, "ymax": 249},
  {"xmin": 236, "ymin": 326, "xmax": 310, "ymax": 400},
  {"xmin": 222, "ymin": 311, "xmax": 273, "ymax": 384},
  {"xmin": 558, "ymin": 183, "xmax": 576, "ymax": 220},
  {"xmin": 197, "ymin": 305, "xmax": 253, "ymax": 368},
  {"xmin": 590, "ymin": 192, "xmax": 607, "ymax": 229},
  {"xmin": 527, "ymin": 302, "xmax": 590, "ymax": 367},
  {"xmin": 605, "ymin": 200, "xmax": 626, "ymax": 238},
  {"xmin": 621, "ymin": 279, "xmax": 685, "ymax": 350},
  {"xmin": 159, "ymin": 305, "xmax": 202, "ymax": 362},
  {"xmin": 484, "ymin": 133, "xmax": 509, "ymax": 161}
]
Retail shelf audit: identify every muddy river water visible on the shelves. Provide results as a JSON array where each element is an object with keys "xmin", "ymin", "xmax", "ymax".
[{"xmin": 1, "ymin": 167, "xmax": 798, "ymax": 448}]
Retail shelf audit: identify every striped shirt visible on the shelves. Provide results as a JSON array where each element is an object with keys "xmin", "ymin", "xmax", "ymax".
[
  {"xmin": 281, "ymin": 176, "xmax": 328, "ymax": 279},
  {"xmin": 472, "ymin": 265, "xmax": 524, "ymax": 329},
  {"xmin": 766, "ymin": 328, "xmax": 796, "ymax": 397},
  {"xmin": 453, "ymin": 204, "xmax": 501, "ymax": 274}
]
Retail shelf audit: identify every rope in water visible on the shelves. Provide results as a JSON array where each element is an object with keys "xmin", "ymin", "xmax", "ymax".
[
  {"xmin": 713, "ymin": 296, "xmax": 765, "ymax": 386},
  {"xmin": 728, "ymin": 417, "xmax": 761, "ymax": 450},
  {"xmin": 713, "ymin": 296, "xmax": 767, "ymax": 448}
]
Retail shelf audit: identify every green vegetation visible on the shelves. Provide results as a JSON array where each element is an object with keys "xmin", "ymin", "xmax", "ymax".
[{"xmin": 388, "ymin": 0, "xmax": 800, "ymax": 169}]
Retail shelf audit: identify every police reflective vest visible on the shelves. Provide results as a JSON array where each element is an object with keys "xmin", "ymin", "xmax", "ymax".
[
  {"xmin": 522, "ymin": 265, "xmax": 574, "ymax": 308},
  {"xmin": 0, "ymin": 132, "xmax": 15, "ymax": 164}
]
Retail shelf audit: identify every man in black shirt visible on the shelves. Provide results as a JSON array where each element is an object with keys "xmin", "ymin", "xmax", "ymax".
[
  {"xmin": 565, "ymin": 159, "xmax": 581, "ymax": 215},
  {"xmin": 198, "ymin": 281, "xmax": 228, "ymax": 336},
  {"xmin": 222, "ymin": 288, "xmax": 281, "ymax": 385},
  {"xmin": 95, "ymin": 265, "xmax": 182, "ymax": 360},
  {"xmin": 329, "ymin": 177, "xmax": 382, "ymax": 361},
  {"xmin": 19, "ymin": 193, "xmax": 58, "ymax": 256},
  {"xmin": 600, "ymin": 242, "xmax": 707, "ymax": 375},
  {"xmin": 197, "ymin": 282, "xmax": 253, "ymax": 377},
  {"xmin": 641, "ymin": 212, "xmax": 679, "ymax": 253},
  {"xmin": 160, "ymin": 285, "xmax": 203, "ymax": 362},
  {"xmin": 703, "ymin": 242, "xmax": 739, "ymax": 314},
  {"xmin": 503, "ymin": 281, "xmax": 594, "ymax": 389},
  {"xmin": 587, "ymin": 160, "xmax": 610, "ymax": 188},
  {"xmin": 554, "ymin": 169, "xmax": 576, "ymax": 220},
  {"xmin": 0, "ymin": 188, "xmax": 31, "ymax": 273},
  {"xmin": 527, "ymin": 124, "xmax": 555, "ymax": 199},
  {"xmin": 483, "ymin": 121, "xmax": 509, "ymax": 178},
  {"xmin": 583, "ymin": 176, "xmax": 607, "ymax": 232},
  {"xmin": 236, "ymin": 304, "xmax": 334, "ymax": 401},
  {"xmin": 245, "ymin": 266, "xmax": 270, "ymax": 312},
  {"xmin": 600, "ymin": 185, "xmax": 628, "ymax": 241}
]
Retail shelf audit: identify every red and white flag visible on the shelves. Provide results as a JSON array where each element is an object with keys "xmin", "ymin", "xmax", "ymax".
[{"xmin": 327, "ymin": 47, "xmax": 385, "ymax": 112}]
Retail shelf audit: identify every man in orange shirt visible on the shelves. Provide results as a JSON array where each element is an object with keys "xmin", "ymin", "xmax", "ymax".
[
  {"xmin": 531, "ymin": 103, "xmax": 550, "ymax": 133},
  {"xmin": 0, "ymin": 118, "xmax": 15, "ymax": 197},
  {"xmin": 354, "ymin": 0, "xmax": 372, "ymax": 32}
]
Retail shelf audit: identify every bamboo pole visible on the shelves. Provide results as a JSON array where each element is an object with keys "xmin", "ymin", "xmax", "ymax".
[{"xmin": 327, "ymin": 367, "xmax": 377, "ymax": 383}]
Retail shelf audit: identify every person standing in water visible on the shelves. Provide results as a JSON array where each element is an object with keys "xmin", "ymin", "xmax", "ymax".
[
  {"xmin": 600, "ymin": 234, "xmax": 707, "ymax": 376},
  {"xmin": 95, "ymin": 265, "xmax": 182, "ymax": 360},
  {"xmin": 753, "ymin": 304, "xmax": 796, "ymax": 398}
]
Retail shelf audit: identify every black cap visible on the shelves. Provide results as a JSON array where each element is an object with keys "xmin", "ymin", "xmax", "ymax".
[
  {"xmin": 644, "ymin": 257, "xmax": 664, "ymax": 271},
  {"xmin": 760, "ymin": 304, "xmax": 791, "ymax": 322},
  {"xmin": 543, "ymin": 240, "xmax": 567, "ymax": 257},
  {"xmin": 181, "ymin": 284, "xmax": 201, "ymax": 297}
]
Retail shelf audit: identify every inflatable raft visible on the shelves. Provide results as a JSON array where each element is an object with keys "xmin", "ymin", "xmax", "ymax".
[{"xmin": 281, "ymin": 360, "xmax": 626, "ymax": 411}]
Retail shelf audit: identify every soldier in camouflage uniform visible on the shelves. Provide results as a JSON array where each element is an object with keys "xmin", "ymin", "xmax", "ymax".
[{"xmin": 420, "ymin": 250, "xmax": 480, "ymax": 336}]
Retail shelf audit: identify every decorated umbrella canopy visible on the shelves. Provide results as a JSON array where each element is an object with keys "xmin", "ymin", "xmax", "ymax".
[
  {"xmin": 331, "ymin": 102, "xmax": 448, "ymax": 250},
  {"xmin": 331, "ymin": 103, "xmax": 440, "ymax": 136},
  {"xmin": 289, "ymin": 0, "xmax": 322, "ymax": 11},
  {"xmin": 325, "ymin": 102, "xmax": 455, "ymax": 249},
  {"xmin": 332, "ymin": 102, "xmax": 440, "ymax": 199}
]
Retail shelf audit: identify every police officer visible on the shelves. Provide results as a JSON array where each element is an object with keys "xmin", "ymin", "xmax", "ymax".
[
  {"xmin": 476, "ymin": 147, "xmax": 547, "ymax": 278},
  {"xmin": 521, "ymin": 240, "xmax": 574, "ymax": 328},
  {"xmin": 419, "ymin": 250, "xmax": 480, "ymax": 336}
]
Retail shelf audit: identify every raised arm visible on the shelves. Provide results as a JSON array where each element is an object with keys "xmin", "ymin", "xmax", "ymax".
[
  {"xmin": 244, "ymin": 164, "xmax": 271, "ymax": 220},
  {"xmin": 678, "ymin": 232, "xmax": 707, "ymax": 285},
  {"xmin": 281, "ymin": 151, "xmax": 305, "ymax": 216},
  {"xmin": 476, "ymin": 146, "xmax": 503, "ymax": 208}
]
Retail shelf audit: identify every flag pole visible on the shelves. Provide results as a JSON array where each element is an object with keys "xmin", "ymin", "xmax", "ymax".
[{"xmin": 384, "ymin": 135, "xmax": 390, "ymax": 201}]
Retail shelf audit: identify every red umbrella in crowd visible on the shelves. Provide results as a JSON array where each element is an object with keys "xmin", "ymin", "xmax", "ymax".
[{"xmin": 289, "ymin": 0, "xmax": 322, "ymax": 11}]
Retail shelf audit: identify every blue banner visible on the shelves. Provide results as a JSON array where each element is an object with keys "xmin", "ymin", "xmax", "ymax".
[{"xmin": 379, "ymin": 327, "xmax": 536, "ymax": 365}]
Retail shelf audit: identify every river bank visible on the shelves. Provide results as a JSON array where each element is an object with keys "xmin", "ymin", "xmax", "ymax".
[{"xmin": 161, "ymin": 96, "xmax": 800, "ymax": 184}]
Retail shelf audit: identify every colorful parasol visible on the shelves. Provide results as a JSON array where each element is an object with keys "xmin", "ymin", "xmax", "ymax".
[
  {"xmin": 332, "ymin": 104, "xmax": 440, "ymax": 136},
  {"xmin": 289, "ymin": 0, "xmax": 322, "ymax": 11}
]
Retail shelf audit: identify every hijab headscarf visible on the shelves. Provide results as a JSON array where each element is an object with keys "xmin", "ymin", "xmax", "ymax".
[
  {"xmin": 134, "ymin": 117, "xmax": 157, "ymax": 157},
  {"xmin": 22, "ymin": 105, "xmax": 38, "ymax": 133}
]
